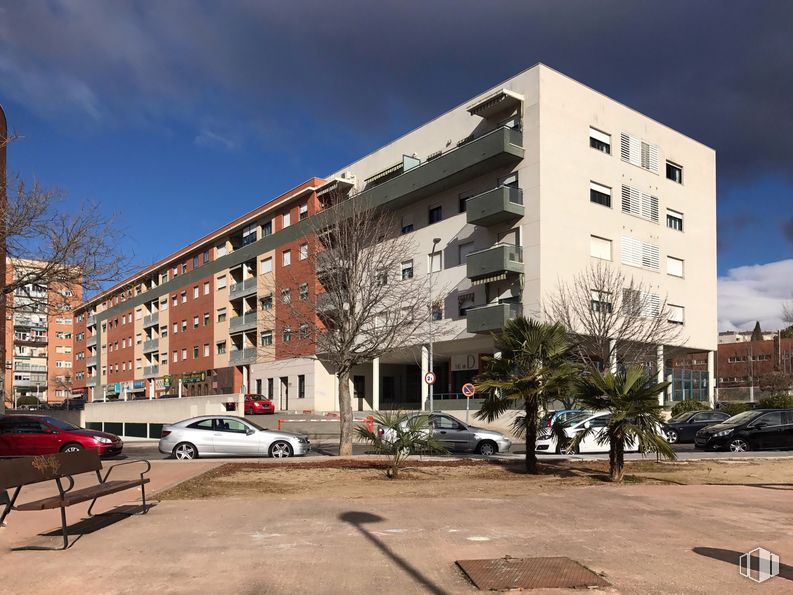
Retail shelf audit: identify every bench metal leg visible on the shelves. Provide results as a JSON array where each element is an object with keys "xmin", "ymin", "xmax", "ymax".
[
  {"xmin": 59, "ymin": 505, "xmax": 69, "ymax": 550},
  {"xmin": 0, "ymin": 487, "xmax": 21, "ymax": 527}
]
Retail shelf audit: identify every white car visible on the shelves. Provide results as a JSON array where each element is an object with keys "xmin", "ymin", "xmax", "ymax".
[
  {"xmin": 535, "ymin": 412, "xmax": 643, "ymax": 454},
  {"xmin": 159, "ymin": 415, "xmax": 310, "ymax": 460}
]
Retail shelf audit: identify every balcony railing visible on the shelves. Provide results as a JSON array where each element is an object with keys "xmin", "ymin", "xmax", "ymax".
[
  {"xmin": 143, "ymin": 365, "xmax": 159, "ymax": 378},
  {"xmin": 14, "ymin": 363, "xmax": 47, "ymax": 373},
  {"xmin": 466, "ymin": 243, "xmax": 524, "ymax": 282},
  {"xmin": 229, "ymin": 312, "xmax": 258, "ymax": 333},
  {"xmin": 14, "ymin": 334, "xmax": 48, "ymax": 345},
  {"xmin": 229, "ymin": 277, "xmax": 258, "ymax": 300},
  {"xmin": 229, "ymin": 347, "xmax": 257, "ymax": 365},
  {"xmin": 143, "ymin": 312, "xmax": 159, "ymax": 328},
  {"xmin": 86, "ymin": 335, "xmax": 97, "ymax": 347},
  {"xmin": 87, "ymin": 356, "xmax": 98, "ymax": 367},
  {"xmin": 466, "ymin": 302, "xmax": 523, "ymax": 334},
  {"xmin": 87, "ymin": 315, "xmax": 96, "ymax": 326},
  {"xmin": 466, "ymin": 186, "xmax": 524, "ymax": 226},
  {"xmin": 143, "ymin": 338, "xmax": 159, "ymax": 353}
]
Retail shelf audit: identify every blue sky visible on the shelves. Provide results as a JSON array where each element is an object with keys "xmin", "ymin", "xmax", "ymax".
[{"xmin": 1, "ymin": 1, "xmax": 792, "ymax": 330}]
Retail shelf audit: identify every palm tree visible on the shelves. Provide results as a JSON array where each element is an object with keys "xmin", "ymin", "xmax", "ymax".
[
  {"xmin": 571, "ymin": 366, "xmax": 675, "ymax": 482},
  {"xmin": 474, "ymin": 317, "xmax": 578, "ymax": 474}
]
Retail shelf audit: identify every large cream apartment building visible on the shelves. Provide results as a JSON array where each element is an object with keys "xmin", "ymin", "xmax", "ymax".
[{"xmin": 72, "ymin": 64, "xmax": 716, "ymax": 410}]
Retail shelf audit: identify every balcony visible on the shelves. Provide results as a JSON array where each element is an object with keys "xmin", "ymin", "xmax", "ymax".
[
  {"xmin": 229, "ymin": 312, "xmax": 258, "ymax": 334},
  {"xmin": 87, "ymin": 315, "xmax": 96, "ymax": 326},
  {"xmin": 143, "ymin": 365, "xmax": 159, "ymax": 378},
  {"xmin": 87, "ymin": 356, "xmax": 98, "ymax": 367},
  {"xmin": 14, "ymin": 363, "xmax": 47, "ymax": 373},
  {"xmin": 229, "ymin": 277, "xmax": 258, "ymax": 300},
  {"xmin": 466, "ymin": 243, "xmax": 524, "ymax": 282},
  {"xmin": 86, "ymin": 335, "xmax": 97, "ymax": 347},
  {"xmin": 143, "ymin": 338, "xmax": 159, "ymax": 353},
  {"xmin": 86, "ymin": 376, "xmax": 98, "ymax": 386},
  {"xmin": 143, "ymin": 312, "xmax": 159, "ymax": 328},
  {"xmin": 14, "ymin": 335, "xmax": 48, "ymax": 345},
  {"xmin": 466, "ymin": 186, "xmax": 524, "ymax": 226},
  {"xmin": 229, "ymin": 347, "xmax": 257, "ymax": 365},
  {"xmin": 13, "ymin": 316, "xmax": 43, "ymax": 328},
  {"xmin": 13, "ymin": 374, "xmax": 48, "ymax": 387},
  {"xmin": 466, "ymin": 302, "xmax": 523, "ymax": 334}
]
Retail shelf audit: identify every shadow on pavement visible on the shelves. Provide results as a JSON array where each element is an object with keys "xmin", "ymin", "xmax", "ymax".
[
  {"xmin": 340, "ymin": 511, "xmax": 449, "ymax": 595},
  {"xmin": 693, "ymin": 547, "xmax": 793, "ymax": 581}
]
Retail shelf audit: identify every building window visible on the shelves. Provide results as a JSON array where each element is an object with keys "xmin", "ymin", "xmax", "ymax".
[
  {"xmin": 299, "ymin": 324, "xmax": 309, "ymax": 339},
  {"xmin": 193, "ymin": 316, "xmax": 199, "ymax": 328},
  {"xmin": 204, "ymin": 281, "xmax": 210, "ymax": 295},
  {"xmin": 589, "ymin": 127, "xmax": 611, "ymax": 154},
  {"xmin": 193, "ymin": 346, "xmax": 199, "ymax": 359},
  {"xmin": 298, "ymin": 374, "xmax": 306, "ymax": 399},
  {"xmin": 621, "ymin": 185, "xmax": 659, "ymax": 223},
  {"xmin": 621, "ymin": 236, "xmax": 660, "ymax": 271},
  {"xmin": 242, "ymin": 224, "xmax": 257, "ymax": 246},
  {"xmin": 261, "ymin": 330, "xmax": 273, "ymax": 347},
  {"xmin": 590, "ymin": 235, "xmax": 612, "ymax": 261},
  {"xmin": 182, "ymin": 349, "xmax": 187, "ymax": 361},
  {"xmin": 282, "ymin": 328, "xmax": 292, "ymax": 343},
  {"xmin": 401, "ymin": 260, "xmax": 414, "ymax": 280},
  {"xmin": 428, "ymin": 251, "xmax": 442, "ymax": 273},
  {"xmin": 666, "ymin": 161, "xmax": 683, "ymax": 184},
  {"xmin": 172, "ymin": 295, "xmax": 178, "ymax": 307},
  {"xmin": 299, "ymin": 283, "xmax": 308, "ymax": 301},
  {"xmin": 459, "ymin": 191, "xmax": 475, "ymax": 213},
  {"xmin": 203, "ymin": 250, "xmax": 210, "ymax": 264},
  {"xmin": 217, "ymin": 244, "xmax": 227, "ymax": 258},
  {"xmin": 283, "ymin": 212, "xmax": 291, "ymax": 228},
  {"xmin": 260, "ymin": 295, "xmax": 273, "ymax": 311},
  {"xmin": 261, "ymin": 257, "xmax": 273, "ymax": 274},
  {"xmin": 590, "ymin": 290, "xmax": 613, "ymax": 313},
  {"xmin": 668, "ymin": 304, "xmax": 685, "ymax": 325},
  {"xmin": 172, "ymin": 351, "xmax": 178, "ymax": 363},
  {"xmin": 282, "ymin": 249, "xmax": 291, "ymax": 267},
  {"xmin": 262, "ymin": 221, "xmax": 272, "ymax": 237},
  {"xmin": 428, "ymin": 205, "xmax": 443, "ymax": 224},
  {"xmin": 181, "ymin": 291, "xmax": 187, "ymax": 303},
  {"xmin": 193, "ymin": 255, "xmax": 199, "ymax": 269},
  {"xmin": 217, "ymin": 275, "xmax": 227, "ymax": 289},
  {"xmin": 281, "ymin": 288, "xmax": 291, "ymax": 304},
  {"xmin": 193, "ymin": 286, "xmax": 199, "ymax": 299},
  {"xmin": 267, "ymin": 378, "xmax": 274, "ymax": 398},
  {"xmin": 299, "ymin": 203, "xmax": 308, "ymax": 220},
  {"xmin": 216, "ymin": 341, "xmax": 227, "ymax": 355},
  {"xmin": 203, "ymin": 344, "xmax": 209, "ymax": 357},
  {"xmin": 217, "ymin": 307, "xmax": 227, "ymax": 322},
  {"xmin": 182, "ymin": 320, "xmax": 187, "ymax": 332},
  {"xmin": 666, "ymin": 209, "xmax": 684, "ymax": 231},
  {"xmin": 431, "ymin": 302, "xmax": 443, "ymax": 321},
  {"xmin": 299, "ymin": 243, "xmax": 309, "ymax": 260},
  {"xmin": 182, "ymin": 264, "xmax": 188, "ymax": 274},
  {"xmin": 590, "ymin": 182, "xmax": 611, "ymax": 207},
  {"xmin": 161, "ymin": 272, "xmax": 168, "ymax": 284},
  {"xmin": 620, "ymin": 132, "xmax": 659, "ymax": 173},
  {"xmin": 172, "ymin": 322, "xmax": 178, "ymax": 334},
  {"xmin": 203, "ymin": 313, "xmax": 210, "ymax": 326},
  {"xmin": 667, "ymin": 256, "xmax": 684, "ymax": 278}
]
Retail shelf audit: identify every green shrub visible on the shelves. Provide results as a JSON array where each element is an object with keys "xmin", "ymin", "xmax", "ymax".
[
  {"xmin": 670, "ymin": 400, "xmax": 710, "ymax": 417},
  {"xmin": 719, "ymin": 402, "xmax": 751, "ymax": 417},
  {"xmin": 758, "ymin": 394, "xmax": 793, "ymax": 409},
  {"xmin": 16, "ymin": 396, "xmax": 40, "ymax": 407}
]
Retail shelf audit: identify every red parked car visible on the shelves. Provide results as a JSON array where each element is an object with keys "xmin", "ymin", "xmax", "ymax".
[
  {"xmin": 0, "ymin": 415, "xmax": 123, "ymax": 457},
  {"xmin": 244, "ymin": 394, "xmax": 275, "ymax": 415}
]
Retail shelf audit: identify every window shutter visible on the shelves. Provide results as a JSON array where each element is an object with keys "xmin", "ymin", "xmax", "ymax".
[
  {"xmin": 590, "ymin": 128, "xmax": 610, "ymax": 145},
  {"xmin": 640, "ymin": 193, "xmax": 659, "ymax": 222},
  {"xmin": 668, "ymin": 304, "xmax": 684, "ymax": 323},
  {"xmin": 590, "ymin": 181, "xmax": 611, "ymax": 196},
  {"xmin": 620, "ymin": 236, "xmax": 642, "ymax": 268},
  {"xmin": 667, "ymin": 256, "xmax": 684, "ymax": 277},
  {"xmin": 621, "ymin": 132, "xmax": 658, "ymax": 173},
  {"xmin": 590, "ymin": 236, "xmax": 612, "ymax": 260},
  {"xmin": 641, "ymin": 243, "xmax": 660, "ymax": 271}
]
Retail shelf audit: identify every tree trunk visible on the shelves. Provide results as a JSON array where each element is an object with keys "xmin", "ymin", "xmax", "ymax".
[
  {"xmin": 338, "ymin": 370, "xmax": 353, "ymax": 456},
  {"xmin": 609, "ymin": 434, "xmax": 625, "ymax": 482},
  {"xmin": 524, "ymin": 397, "xmax": 539, "ymax": 474}
]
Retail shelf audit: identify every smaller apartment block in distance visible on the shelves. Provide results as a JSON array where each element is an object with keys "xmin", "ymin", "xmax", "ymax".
[
  {"xmin": 72, "ymin": 64, "xmax": 717, "ymax": 410},
  {"xmin": 4, "ymin": 259, "xmax": 81, "ymax": 407}
]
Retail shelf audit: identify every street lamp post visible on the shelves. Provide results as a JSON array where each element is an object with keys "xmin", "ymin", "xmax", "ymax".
[{"xmin": 428, "ymin": 237, "xmax": 441, "ymax": 413}]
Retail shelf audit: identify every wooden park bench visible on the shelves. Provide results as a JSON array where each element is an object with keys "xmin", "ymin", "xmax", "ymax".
[{"xmin": 0, "ymin": 450, "xmax": 150, "ymax": 550}]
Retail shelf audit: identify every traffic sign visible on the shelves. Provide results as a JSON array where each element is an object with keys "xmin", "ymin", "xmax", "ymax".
[
  {"xmin": 424, "ymin": 371, "xmax": 436, "ymax": 385},
  {"xmin": 461, "ymin": 383, "xmax": 476, "ymax": 398}
]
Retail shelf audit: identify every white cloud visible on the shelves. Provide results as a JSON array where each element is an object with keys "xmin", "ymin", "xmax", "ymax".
[
  {"xmin": 194, "ymin": 128, "xmax": 237, "ymax": 151},
  {"xmin": 718, "ymin": 259, "xmax": 793, "ymax": 331}
]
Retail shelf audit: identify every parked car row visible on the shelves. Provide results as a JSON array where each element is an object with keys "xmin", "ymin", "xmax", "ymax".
[
  {"xmin": 379, "ymin": 413, "xmax": 513, "ymax": 456},
  {"xmin": 0, "ymin": 415, "xmax": 123, "ymax": 457}
]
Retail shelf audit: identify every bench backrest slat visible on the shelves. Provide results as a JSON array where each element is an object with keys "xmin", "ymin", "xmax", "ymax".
[{"xmin": 0, "ymin": 450, "xmax": 102, "ymax": 490}]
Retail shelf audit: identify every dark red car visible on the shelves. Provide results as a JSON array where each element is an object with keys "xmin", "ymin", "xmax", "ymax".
[
  {"xmin": 244, "ymin": 394, "xmax": 275, "ymax": 415},
  {"xmin": 0, "ymin": 415, "xmax": 123, "ymax": 457}
]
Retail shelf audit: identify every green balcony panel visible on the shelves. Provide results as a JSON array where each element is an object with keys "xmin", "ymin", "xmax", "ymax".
[
  {"xmin": 466, "ymin": 302, "xmax": 523, "ymax": 334},
  {"xmin": 466, "ymin": 244, "xmax": 524, "ymax": 282},
  {"xmin": 466, "ymin": 186, "xmax": 524, "ymax": 226}
]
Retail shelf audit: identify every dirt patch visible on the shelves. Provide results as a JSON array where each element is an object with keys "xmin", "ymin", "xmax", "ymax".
[{"xmin": 155, "ymin": 456, "xmax": 793, "ymax": 501}]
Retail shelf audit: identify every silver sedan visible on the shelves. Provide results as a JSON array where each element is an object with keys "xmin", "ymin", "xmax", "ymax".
[{"xmin": 159, "ymin": 415, "xmax": 311, "ymax": 460}]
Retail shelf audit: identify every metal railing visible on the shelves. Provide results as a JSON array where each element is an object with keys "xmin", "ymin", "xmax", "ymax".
[
  {"xmin": 229, "ymin": 277, "xmax": 258, "ymax": 299},
  {"xmin": 229, "ymin": 312, "xmax": 258, "ymax": 333},
  {"xmin": 143, "ymin": 338, "xmax": 159, "ymax": 353},
  {"xmin": 143, "ymin": 365, "xmax": 159, "ymax": 377},
  {"xmin": 143, "ymin": 312, "xmax": 160, "ymax": 327},
  {"xmin": 229, "ymin": 347, "xmax": 257, "ymax": 365}
]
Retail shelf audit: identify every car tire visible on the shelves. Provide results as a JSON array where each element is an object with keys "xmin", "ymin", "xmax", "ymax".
[
  {"xmin": 173, "ymin": 442, "xmax": 198, "ymax": 460},
  {"xmin": 728, "ymin": 438, "xmax": 750, "ymax": 453},
  {"xmin": 60, "ymin": 443, "xmax": 84, "ymax": 453},
  {"xmin": 666, "ymin": 429, "xmax": 678, "ymax": 444},
  {"xmin": 269, "ymin": 441, "xmax": 294, "ymax": 458},
  {"xmin": 476, "ymin": 440, "xmax": 498, "ymax": 456}
]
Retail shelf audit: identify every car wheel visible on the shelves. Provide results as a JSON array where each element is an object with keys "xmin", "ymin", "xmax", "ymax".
[
  {"xmin": 476, "ymin": 440, "xmax": 498, "ymax": 456},
  {"xmin": 562, "ymin": 442, "xmax": 579, "ymax": 455},
  {"xmin": 728, "ymin": 438, "xmax": 750, "ymax": 453},
  {"xmin": 174, "ymin": 442, "xmax": 198, "ymax": 460},
  {"xmin": 269, "ymin": 441, "xmax": 293, "ymax": 458},
  {"xmin": 666, "ymin": 429, "xmax": 678, "ymax": 444},
  {"xmin": 60, "ymin": 443, "xmax": 83, "ymax": 453}
]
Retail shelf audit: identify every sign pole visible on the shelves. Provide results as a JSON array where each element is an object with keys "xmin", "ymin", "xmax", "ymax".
[{"xmin": 466, "ymin": 392, "xmax": 470, "ymax": 423}]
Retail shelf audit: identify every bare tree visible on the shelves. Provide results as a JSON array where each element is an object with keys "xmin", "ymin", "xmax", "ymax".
[
  {"xmin": 285, "ymin": 189, "xmax": 432, "ymax": 455},
  {"xmin": 783, "ymin": 294, "xmax": 793, "ymax": 328},
  {"xmin": 545, "ymin": 261, "xmax": 684, "ymax": 369},
  {"xmin": 49, "ymin": 373, "xmax": 74, "ymax": 401}
]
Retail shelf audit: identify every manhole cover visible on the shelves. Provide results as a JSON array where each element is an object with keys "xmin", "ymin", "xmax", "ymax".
[{"xmin": 456, "ymin": 556, "xmax": 609, "ymax": 590}]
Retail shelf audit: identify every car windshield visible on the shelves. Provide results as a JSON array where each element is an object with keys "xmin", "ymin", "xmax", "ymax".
[
  {"xmin": 723, "ymin": 410, "xmax": 761, "ymax": 425},
  {"xmin": 562, "ymin": 412, "xmax": 590, "ymax": 427},
  {"xmin": 44, "ymin": 417, "xmax": 80, "ymax": 431}
]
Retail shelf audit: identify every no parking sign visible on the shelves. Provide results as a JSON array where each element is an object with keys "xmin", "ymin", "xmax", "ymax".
[{"xmin": 461, "ymin": 383, "xmax": 476, "ymax": 398}]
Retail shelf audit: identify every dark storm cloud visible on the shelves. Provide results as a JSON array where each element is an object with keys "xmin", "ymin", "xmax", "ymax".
[{"xmin": 1, "ymin": 1, "xmax": 792, "ymax": 180}]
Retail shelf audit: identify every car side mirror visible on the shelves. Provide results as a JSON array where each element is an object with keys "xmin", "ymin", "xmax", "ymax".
[{"xmin": 246, "ymin": 429, "xmax": 255, "ymax": 436}]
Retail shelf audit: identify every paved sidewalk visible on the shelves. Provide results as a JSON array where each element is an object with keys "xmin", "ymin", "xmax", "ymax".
[{"xmin": 2, "ymin": 478, "xmax": 792, "ymax": 594}]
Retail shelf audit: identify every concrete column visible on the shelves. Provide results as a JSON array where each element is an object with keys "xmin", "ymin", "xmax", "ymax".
[
  {"xmin": 707, "ymin": 351, "xmax": 715, "ymax": 407},
  {"xmin": 421, "ymin": 346, "xmax": 429, "ymax": 411},
  {"xmin": 656, "ymin": 345, "xmax": 665, "ymax": 406},
  {"xmin": 609, "ymin": 339, "xmax": 617, "ymax": 373},
  {"xmin": 372, "ymin": 357, "xmax": 380, "ymax": 412}
]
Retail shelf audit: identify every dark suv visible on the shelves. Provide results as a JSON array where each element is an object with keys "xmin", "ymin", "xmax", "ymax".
[{"xmin": 695, "ymin": 409, "xmax": 793, "ymax": 452}]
